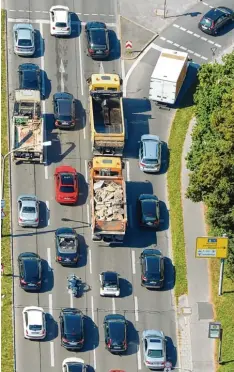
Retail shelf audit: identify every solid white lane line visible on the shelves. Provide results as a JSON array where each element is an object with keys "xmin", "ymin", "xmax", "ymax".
[
  {"xmin": 46, "ymin": 201, "xmax": 50, "ymax": 226},
  {"xmin": 137, "ymin": 347, "xmax": 142, "ymax": 370},
  {"xmin": 132, "ymin": 250, "xmax": 136, "ymax": 274},
  {"xmin": 134, "ymin": 296, "xmax": 139, "ymax": 321},
  {"xmin": 126, "ymin": 160, "xmax": 130, "ymax": 181},
  {"xmin": 93, "ymin": 349, "xmax": 97, "ymax": 370},
  {"xmin": 85, "ymin": 160, "xmax": 88, "ymax": 182},
  {"xmin": 44, "ymin": 166, "xmax": 48, "ymax": 179},
  {"xmin": 50, "ymin": 342, "xmax": 55, "ymax": 367},
  {"xmin": 87, "ymin": 204, "xmax": 90, "ymax": 224},
  {"xmin": 89, "ymin": 249, "xmax": 92, "ymax": 274},
  {"xmin": 112, "ymin": 298, "xmax": 116, "ymax": 314},
  {"xmin": 78, "ymin": 36, "xmax": 84, "ymax": 96},
  {"xmin": 49, "ymin": 294, "xmax": 53, "ymax": 316},
  {"xmin": 70, "ymin": 292, "xmax": 74, "ymax": 308},
  {"xmin": 91, "ymin": 296, "xmax": 95, "ymax": 322},
  {"xmin": 47, "ymin": 248, "xmax": 52, "ymax": 271}
]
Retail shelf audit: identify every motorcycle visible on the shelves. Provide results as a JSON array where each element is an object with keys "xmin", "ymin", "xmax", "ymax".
[{"xmin": 67, "ymin": 274, "xmax": 81, "ymax": 297}]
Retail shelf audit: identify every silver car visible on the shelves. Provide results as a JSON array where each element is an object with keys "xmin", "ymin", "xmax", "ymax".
[
  {"xmin": 142, "ymin": 330, "xmax": 166, "ymax": 370},
  {"xmin": 13, "ymin": 23, "xmax": 35, "ymax": 56},
  {"xmin": 139, "ymin": 134, "xmax": 162, "ymax": 173},
  {"xmin": 17, "ymin": 195, "xmax": 39, "ymax": 227}
]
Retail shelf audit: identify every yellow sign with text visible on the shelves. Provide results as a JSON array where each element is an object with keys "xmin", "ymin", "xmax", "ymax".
[{"xmin": 196, "ymin": 237, "xmax": 228, "ymax": 259}]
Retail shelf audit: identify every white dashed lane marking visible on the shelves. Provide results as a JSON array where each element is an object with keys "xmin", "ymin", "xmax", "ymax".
[
  {"xmin": 159, "ymin": 36, "xmax": 208, "ymax": 60},
  {"xmin": 173, "ymin": 23, "xmax": 222, "ymax": 48},
  {"xmin": 202, "ymin": 2, "xmax": 214, "ymax": 9}
]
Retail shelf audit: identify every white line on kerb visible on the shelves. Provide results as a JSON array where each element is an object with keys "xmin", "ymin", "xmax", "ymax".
[
  {"xmin": 93, "ymin": 348, "xmax": 97, "ymax": 370},
  {"xmin": 132, "ymin": 250, "xmax": 136, "ymax": 274},
  {"xmin": 137, "ymin": 347, "xmax": 142, "ymax": 370},
  {"xmin": 70, "ymin": 291, "xmax": 74, "ymax": 308},
  {"xmin": 47, "ymin": 248, "xmax": 52, "ymax": 271},
  {"xmin": 134, "ymin": 296, "xmax": 139, "ymax": 321},
  {"xmin": 78, "ymin": 36, "xmax": 84, "ymax": 95},
  {"xmin": 126, "ymin": 160, "xmax": 130, "ymax": 181},
  {"xmin": 44, "ymin": 166, "xmax": 48, "ymax": 179},
  {"xmin": 84, "ymin": 160, "xmax": 88, "ymax": 182},
  {"xmin": 87, "ymin": 204, "xmax": 90, "ymax": 224},
  {"xmin": 112, "ymin": 298, "xmax": 116, "ymax": 314},
  {"xmin": 46, "ymin": 201, "xmax": 50, "ymax": 226},
  {"xmin": 89, "ymin": 249, "xmax": 92, "ymax": 274},
  {"xmin": 49, "ymin": 294, "xmax": 53, "ymax": 316},
  {"xmin": 50, "ymin": 342, "xmax": 55, "ymax": 367},
  {"xmin": 91, "ymin": 296, "xmax": 95, "ymax": 322}
]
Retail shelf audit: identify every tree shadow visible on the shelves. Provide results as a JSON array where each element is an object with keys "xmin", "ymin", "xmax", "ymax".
[
  {"xmin": 166, "ymin": 336, "xmax": 177, "ymax": 367},
  {"xmin": 44, "ymin": 313, "xmax": 58, "ymax": 342},
  {"xmin": 77, "ymin": 173, "xmax": 88, "ymax": 206},
  {"xmin": 83, "ymin": 316, "xmax": 99, "ymax": 351},
  {"xmin": 163, "ymin": 257, "xmax": 175, "ymax": 291},
  {"xmin": 75, "ymin": 99, "xmax": 86, "ymax": 131},
  {"xmin": 41, "ymin": 259, "xmax": 54, "ymax": 292},
  {"xmin": 38, "ymin": 200, "xmax": 49, "ymax": 229},
  {"xmin": 41, "ymin": 70, "xmax": 51, "ymax": 100},
  {"xmin": 77, "ymin": 234, "xmax": 88, "ymax": 268},
  {"xmin": 123, "ymin": 98, "xmax": 151, "ymax": 159},
  {"xmin": 34, "ymin": 29, "xmax": 45, "ymax": 58},
  {"xmin": 124, "ymin": 320, "xmax": 139, "ymax": 356},
  {"xmin": 70, "ymin": 13, "xmax": 82, "ymax": 38},
  {"xmin": 119, "ymin": 277, "xmax": 132, "ymax": 298},
  {"xmin": 158, "ymin": 200, "xmax": 169, "ymax": 231},
  {"xmin": 107, "ymin": 29, "xmax": 121, "ymax": 61}
]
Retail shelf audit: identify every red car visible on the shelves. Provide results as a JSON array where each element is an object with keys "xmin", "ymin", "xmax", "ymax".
[{"xmin": 54, "ymin": 166, "xmax": 78, "ymax": 204}]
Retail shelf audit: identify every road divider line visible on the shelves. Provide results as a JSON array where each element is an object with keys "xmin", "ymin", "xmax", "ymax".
[
  {"xmin": 126, "ymin": 160, "xmax": 130, "ymax": 181},
  {"xmin": 89, "ymin": 249, "xmax": 92, "ymax": 274},
  {"xmin": 85, "ymin": 160, "xmax": 88, "ymax": 182},
  {"xmin": 87, "ymin": 204, "xmax": 90, "ymax": 224},
  {"xmin": 47, "ymin": 248, "xmax": 52, "ymax": 271},
  {"xmin": 50, "ymin": 342, "xmax": 55, "ymax": 367},
  {"xmin": 93, "ymin": 348, "xmax": 97, "ymax": 370},
  {"xmin": 132, "ymin": 250, "xmax": 136, "ymax": 274},
  {"xmin": 44, "ymin": 166, "xmax": 48, "ymax": 179},
  {"xmin": 78, "ymin": 32, "xmax": 84, "ymax": 96},
  {"xmin": 112, "ymin": 298, "xmax": 116, "ymax": 314},
  {"xmin": 46, "ymin": 201, "xmax": 50, "ymax": 226},
  {"xmin": 91, "ymin": 296, "xmax": 95, "ymax": 322},
  {"xmin": 70, "ymin": 291, "xmax": 74, "ymax": 308},
  {"xmin": 137, "ymin": 346, "xmax": 142, "ymax": 370},
  {"xmin": 49, "ymin": 294, "xmax": 53, "ymax": 316},
  {"xmin": 134, "ymin": 296, "xmax": 139, "ymax": 321}
]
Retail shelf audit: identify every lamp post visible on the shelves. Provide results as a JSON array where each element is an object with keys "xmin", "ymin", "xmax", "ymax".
[
  {"xmin": 163, "ymin": 0, "xmax": 167, "ymax": 18},
  {"xmin": 1, "ymin": 141, "xmax": 51, "ymax": 199}
]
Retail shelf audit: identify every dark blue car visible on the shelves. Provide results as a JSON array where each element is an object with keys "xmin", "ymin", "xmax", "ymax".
[
  {"xmin": 53, "ymin": 92, "xmax": 75, "ymax": 128},
  {"xmin": 103, "ymin": 314, "xmax": 127, "ymax": 353},
  {"xmin": 55, "ymin": 227, "xmax": 79, "ymax": 265},
  {"xmin": 140, "ymin": 248, "xmax": 164, "ymax": 289},
  {"xmin": 18, "ymin": 252, "xmax": 42, "ymax": 291},
  {"xmin": 18, "ymin": 63, "xmax": 43, "ymax": 95}
]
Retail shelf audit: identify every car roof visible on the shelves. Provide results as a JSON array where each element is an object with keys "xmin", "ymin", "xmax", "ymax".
[
  {"xmin": 63, "ymin": 311, "xmax": 82, "ymax": 334},
  {"xmin": 14, "ymin": 23, "xmax": 33, "ymax": 31},
  {"xmin": 61, "ymin": 174, "xmax": 75, "ymax": 185},
  {"xmin": 145, "ymin": 255, "xmax": 160, "ymax": 273},
  {"xmin": 18, "ymin": 28, "xmax": 32, "ymax": 40},
  {"xmin": 18, "ymin": 194, "xmax": 37, "ymax": 202},
  {"xmin": 27, "ymin": 309, "xmax": 43, "ymax": 325},
  {"xmin": 103, "ymin": 271, "xmax": 118, "ymax": 281},
  {"xmin": 23, "ymin": 259, "xmax": 39, "ymax": 278},
  {"xmin": 56, "ymin": 227, "xmax": 75, "ymax": 236},
  {"xmin": 86, "ymin": 21, "xmax": 106, "ymax": 30},
  {"xmin": 147, "ymin": 337, "xmax": 163, "ymax": 350},
  {"xmin": 58, "ymin": 99, "xmax": 72, "ymax": 115},
  {"xmin": 21, "ymin": 199, "xmax": 37, "ymax": 207},
  {"xmin": 109, "ymin": 320, "xmax": 125, "ymax": 340},
  {"xmin": 141, "ymin": 136, "xmax": 160, "ymax": 159},
  {"xmin": 54, "ymin": 9, "xmax": 68, "ymax": 22},
  {"xmin": 203, "ymin": 7, "xmax": 231, "ymax": 21}
]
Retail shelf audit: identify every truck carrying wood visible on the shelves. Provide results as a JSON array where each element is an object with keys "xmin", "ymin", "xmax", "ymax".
[
  {"xmin": 149, "ymin": 48, "xmax": 189, "ymax": 105},
  {"xmin": 88, "ymin": 74, "xmax": 125, "ymax": 156},
  {"xmin": 12, "ymin": 89, "xmax": 44, "ymax": 163},
  {"xmin": 89, "ymin": 156, "xmax": 127, "ymax": 244}
]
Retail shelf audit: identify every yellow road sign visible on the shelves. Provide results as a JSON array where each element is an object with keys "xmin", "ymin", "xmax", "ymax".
[{"xmin": 196, "ymin": 237, "xmax": 228, "ymax": 259}]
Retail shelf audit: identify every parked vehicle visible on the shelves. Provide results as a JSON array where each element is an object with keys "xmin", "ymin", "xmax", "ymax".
[
  {"xmin": 18, "ymin": 252, "xmax": 42, "ymax": 291},
  {"xmin": 62, "ymin": 358, "xmax": 87, "ymax": 372},
  {"xmin": 53, "ymin": 92, "xmax": 75, "ymax": 128},
  {"xmin": 103, "ymin": 314, "xmax": 128, "ymax": 354},
  {"xmin": 17, "ymin": 194, "xmax": 39, "ymax": 227},
  {"xmin": 18, "ymin": 63, "xmax": 41, "ymax": 93},
  {"xmin": 22, "ymin": 306, "xmax": 46, "ymax": 340},
  {"xmin": 142, "ymin": 330, "xmax": 166, "ymax": 370},
  {"xmin": 49, "ymin": 6, "xmax": 71, "ymax": 36},
  {"xmin": 55, "ymin": 227, "xmax": 79, "ymax": 265},
  {"xmin": 60, "ymin": 308, "xmax": 84, "ymax": 350},
  {"xmin": 12, "ymin": 90, "xmax": 44, "ymax": 163},
  {"xmin": 90, "ymin": 156, "xmax": 127, "ymax": 244},
  {"xmin": 149, "ymin": 48, "xmax": 189, "ymax": 105},
  {"xmin": 85, "ymin": 22, "xmax": 110, "ymax": 59},
  {"xmin": 13, "ymin": 23, "xmax": 35, "ymax": 56},
  {"xmin": 54, "ymin": 166, "xmax": 78, "ymax": 204},
  {"xmin": 139, "ymin": 135, "xmax": 162, "ymax": 173},
  {"xmin": 198, "ymin": 6, "xmax": 234, "ymax": 35},
  {"xmin": 140, "ymin": 249, "xmax": 165, "ymax": 289},
  {"xmin": 87, "ymin": 74, "xmax": 125, "ymax": 156},
  {"xmin": 100, "ymin": 271, "xmax": 120, "ymax": 297},
  {"xmin": 137, "ymin": 194, "xmax": 160, "ymax": 228}
]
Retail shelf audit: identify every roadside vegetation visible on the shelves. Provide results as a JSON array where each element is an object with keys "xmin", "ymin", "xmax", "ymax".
[{"xmin": 1, "ymin": 9, "xmax": 14, "ymax": 372}]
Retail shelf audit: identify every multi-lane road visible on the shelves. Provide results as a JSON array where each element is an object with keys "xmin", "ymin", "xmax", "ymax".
[{"xmin": 4, "ymin": 0, "xmax": 234, "ymax": 371}]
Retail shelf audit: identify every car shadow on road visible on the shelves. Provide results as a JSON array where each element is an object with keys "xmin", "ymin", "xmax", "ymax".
[
  {"xmin": 123, "ymin": 98, "xmax": 151, "ymax": 159},
  {"xmin": 163, "ymin": 257, "xmax": 175, "ymax": 291},
  {"xmin": 34, "ymin": 29, "xmax": 45, "ymax": 58},
  {"xmin": 75, "ymin": 99, "xmax": 86, "ymax": 131},
  {"xmin": 124, "ymin": 320, "xmax": 139, "ymax": 356},
  {"xmin": 119, "ymin": 277, "xmax": 132, "ymax": 298},
  {"xmin": 76, "ymin": 173, "xmax": 88, "ymax": 206},
  {"xmin": 166, "ymin": 336, "xmax": 177, "ymax": 367},
  {"xmin": 83, "ymin": 316, "xmax": 99, "ymax": 351},
  {"xmin": 108, "ymin": 29, "xmax": 121, "ymax": 61},
  {"xmin": 157, "ymin": 200, "xmax": 169, "ymax": 231},
  {"xmin": 38, "ymin": 200, "xmax": 49, "ymax": 229},
  {"xmin": 41, "ymin": 259, "xmax": 54, "ymax": 292},
  {"xmin": 77, "ymin": 234, "xmax": 88, "ymax": 268},
  {"xmin": 44, "ymin": 314, "xmax": 58, "ymax": 342},
  {"xmin": 70, "ymin": 13, "xmax": 82, "ymax": 38},
  {"xmin": 41, "ymin": 70, "xmax": 52, "ymax": 100},
  {"xmin": 217, "ymin": 21, "xmax": 234, "ymax": 36},
  {"xmin": 87, "ymin": 366, "xmax": 95, "ymax": 372},
  {"xmin": 159, "ymin": 141, "xmax": 170, "ymax": 175}
]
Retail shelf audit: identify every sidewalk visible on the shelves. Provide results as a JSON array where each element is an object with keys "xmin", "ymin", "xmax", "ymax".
[{"xmin": 180, "ymin": 117, "xmax": 215, "ymax": 372}]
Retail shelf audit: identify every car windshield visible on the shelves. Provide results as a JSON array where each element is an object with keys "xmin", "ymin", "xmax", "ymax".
[
  {"xmin": 104, "ymin": 279, "xmax": 117, "ymax": 287},
  {"xmin": 200, "ymin": 18, "xmax": 213, "ymax": 27},
  {"xmin": 90, "ymin": 29, "xmax": 106, "ymax": 47},
  {"xmin": 18, "ymin": 39, "xmax": 32, "ymax": 47},
  {"xmin": 144, "ymin": 158, "xmax": 158, "ymax": 165},
  {"xmin": 55, "ymin": 22, "xmax": 67, "ymax": 27},
  {"xmin": 22, "ymin": 71, "xmax": 39, "ymax": 89},
  {"xmin": 29, "ymin": 324, "xmax": 42, "ymax": 331},
  {"xmin": 142, "ymin": 200, "xmax": 157, "ymax": 219},
  {"xmin": 22, "ymin": 206, "xmax": 36, "ymax": 213},
  {"xmin": 147, "ymin": 349, "xmax": 163, "ymax": 358},
  {"xmin": 60, "ymin": 186, "xmax": 75, "ymax": 193}
]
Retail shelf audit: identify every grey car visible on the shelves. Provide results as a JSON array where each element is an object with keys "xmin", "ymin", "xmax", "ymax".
[
  {"xmin": 13, "ymin": 23, "xmax": 35, "ymax": 56},
  {"xmin": 139, "ymin": 134, "xmax": 162, "ymax": 173},
  {"xmin": 142, "ymin": 330, "xmax": 166, "ymax": 370},
  {"xmin": 17, "ymin": 195, "xmax": 39, "ymax": 227}
]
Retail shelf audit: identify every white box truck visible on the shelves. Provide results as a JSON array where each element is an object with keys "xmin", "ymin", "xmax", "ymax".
[{"xmin": 149, "ymin": 48, "xmax": 189, "ymax": 105}]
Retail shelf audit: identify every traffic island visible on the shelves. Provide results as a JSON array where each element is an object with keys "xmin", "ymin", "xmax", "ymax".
[{"xmin": 119, "ymin": 16, "xmax": 158, "ymax": 60}]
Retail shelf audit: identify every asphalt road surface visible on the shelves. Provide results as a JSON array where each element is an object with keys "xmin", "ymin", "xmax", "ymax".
[{"xmin": 5, "ymin": 0, "xmax": 234, "ymax": 371}]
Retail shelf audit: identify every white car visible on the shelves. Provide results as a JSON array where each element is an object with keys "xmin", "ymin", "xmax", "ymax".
[
  {"xmin": 50, "ymin": 6, "xmax": 71, "ymax": 36},
  {"xmin": 22, "ymin": 306, "xmax": 46, "ymax": 340},
  {"xmin": 99, "ymin": 271, "xmax": 120, "ymax": 297},
  {"xmin": 62, "ymin": 357, "xmax": 87, "ymax": 372}
]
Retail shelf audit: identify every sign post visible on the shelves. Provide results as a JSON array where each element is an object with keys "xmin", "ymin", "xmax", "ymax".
[
  {"xmin": 125, "ymin": 40, "xmax": 133, "ymax": 50},
  {"xmin": 208, "ymin": 322, "xmax": 223, "ymax": 364}
]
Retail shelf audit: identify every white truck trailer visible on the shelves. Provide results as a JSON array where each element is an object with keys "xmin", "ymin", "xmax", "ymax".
[
  {"xmin": 12, "ymin": 89, "xmax": 44, "ymax": 163},
  {"xmin": 149, "ymin": 48, "xmax": 189, "ymax": 105}
]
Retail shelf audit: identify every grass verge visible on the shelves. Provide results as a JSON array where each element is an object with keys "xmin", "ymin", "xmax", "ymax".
[
  {"xmin": 1, "ymin": 9, "xmax": 14, "ymax": 372},
  {"xmin": 167, "ymin": 105, "xmax": 194, "ymax": 298}
]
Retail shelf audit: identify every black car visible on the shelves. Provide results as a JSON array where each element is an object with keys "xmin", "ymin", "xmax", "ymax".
[
  {"xmin": 140, "ymin": 249, "xmax": 164, "ymax": 289},
  {"xmin": 18, "ymin": 63, "xmax": 42, "ymax": 93},
  {"xmin": 53, "ymin": 92, "xmax": 75, "ymax": 128},
  {"xmin": 198, "ymin": 6, "xmax": 234, "ymax": 35},
  {"xmin": 85, "ymin": 21, "xmax": 110, "ymax": 59},
  {"xmin": 60, "ymin": 308, "xmax": 84, "ymax": 350},
  {"xmin": 137, "ymin": 194, "xmax": 160, "ymax": 228},
  {"xmin": 103, "ymin": 314, "xmax": 127, "ymax": 353},
  {"xmin": 55, "ymin": 227, "xmax": 79, "ymax": 266},
  {"xmin": 18, "ymin": 252, "xmax": 42, "ymax": 291}
]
